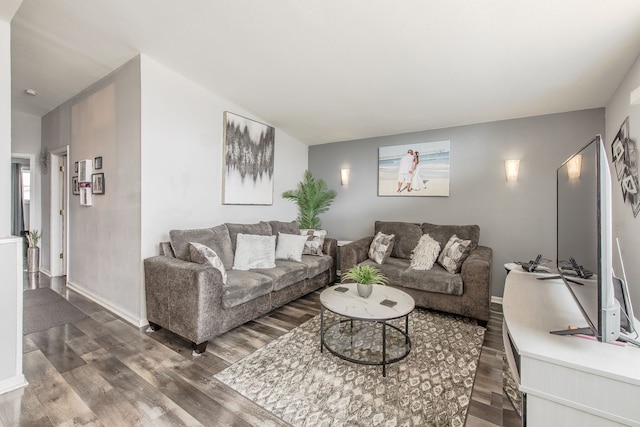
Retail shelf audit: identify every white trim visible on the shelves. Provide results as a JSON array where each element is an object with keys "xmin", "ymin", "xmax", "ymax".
[
  {"xmin": 492, "ymin": 295, "xmax": 503, "ymax": 305},
  {"xmin": 39, "ymin": 267, "xmax": 51, "ymax": 277},
  {"xmin": 49, "ymin": 147, "xmax": 69, "ymax": 277},
  {"xmin": 0, "ymin": 375, "xmax": 28, "ymax": 395},
  {"xmin": 66, "ymin": 281, "xmax": 145, "ymax": 327}
]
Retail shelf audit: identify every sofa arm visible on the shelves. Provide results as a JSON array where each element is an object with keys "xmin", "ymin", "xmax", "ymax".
[
  {"xmin": 460, "ymin": 245, "xmax": 493, "ymax": 323},
  {"xmin": 323, "ymin": 237, "xmax": 338, "ymax": 283},
  {"xmin": 144, "ymin": 255, "xmax": 224, "ymax": 345},
  {"xmin": 340, "ymin": 236, "xmax": 374, "ymax": 275}
]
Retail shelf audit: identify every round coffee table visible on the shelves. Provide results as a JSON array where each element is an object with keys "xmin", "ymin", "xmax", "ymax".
[{"xmin": 319, "ymin": 283, "xmax": 415, "ymax": 376}]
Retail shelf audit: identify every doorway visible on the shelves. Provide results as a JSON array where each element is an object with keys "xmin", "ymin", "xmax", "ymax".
[{"xmin": 50, "ymin": 148, "xmax": 69, "ymax": 277}]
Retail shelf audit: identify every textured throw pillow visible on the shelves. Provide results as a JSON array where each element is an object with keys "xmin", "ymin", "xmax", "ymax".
[
  {"xmin": 233, "ymin": 233, "xmax": 277, "ymax": 271},
  {"xmin": 410, "ymin": 234, "xmax": 441, "ymax": 270},
  {"xmin": 275, "ymin": 232, "xmax": 308, "ymax": 262},
  {"xmin": 368, "ymin": 232, "xmax": 395, "ymax": 264},
  {"xmin": 189, "ymin": 242, "xmax": 228, "ymax": 284},
  {"xmin": 437, "ymin": 234, "xmax": 473, "ymax": 274},
  {"xmin": 300, "ymin": 229, "xmax": 327, "ymax": 256}
]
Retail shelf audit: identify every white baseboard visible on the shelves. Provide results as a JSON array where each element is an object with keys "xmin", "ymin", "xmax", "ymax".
[
  {"xmin": 491, "ymin": 296, "xmax": 503, "ymax": 305},
  {"xmin": 39, "ymin": 268, "xmax": 51, "ymax": 277},
  {"xmin": 66, "ymin": 281, "xmax": 145, "ymax": 328},
  {"xmin": 0, "ymin": 375, "xmax": 27, "ymax": 396}
]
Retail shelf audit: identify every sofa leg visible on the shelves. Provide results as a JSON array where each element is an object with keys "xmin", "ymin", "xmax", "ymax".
[
  {"xmin": 192, "ymin": 341, "xmax": 208, "ymax": 356},
  {"xmin": 146, "ymin": 321, "xmax": 162, "ymax": 332}
]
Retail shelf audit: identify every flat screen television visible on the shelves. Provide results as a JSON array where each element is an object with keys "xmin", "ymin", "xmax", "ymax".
[{"xmin": 556, "ymin": 135, "xmax": 638, "ymax": 345}]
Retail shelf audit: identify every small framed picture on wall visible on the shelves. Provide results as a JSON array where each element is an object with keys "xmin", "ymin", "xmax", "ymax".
[
  {"xmin": 92, "ymin": 173, "xmax": 105, "ymax": 194},
  {"xmin": 72, "ymin": 176, "xmax": 80, "ymax": 195},
  {"xmin": 94, "ymin": 156, "xmax": 103, "ymax": 170},
  {"xmin": 74, "ymin": 161, "xmax": 79, "ymax": 173}
]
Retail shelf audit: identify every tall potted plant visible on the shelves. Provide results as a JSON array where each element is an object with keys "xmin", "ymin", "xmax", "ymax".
[
  {"xmin": 282, "ymin": 170, "xmax": 337, "ymax": 229},
  {"xmin": 26, "ymin": 229, "xmax": 41, "ymax": 273},
  {"xmin": 341, "ymin": 264, "xmax": 389, "ymax": 298}
]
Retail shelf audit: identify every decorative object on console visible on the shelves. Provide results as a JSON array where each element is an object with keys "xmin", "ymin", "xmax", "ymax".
[
  {"xmin": 222, "ymin": 111, "xmax": 275, "ymax": 205},
  {"xmin": 437, "ymin": 234, "xmax": 473, "ymax": 274},
  {"xmin": 610, "ymin": 116, "xmax": 640, "ymax": 217},
  {"xmin": 504, "ymin": 159, "xmax": 520, "ymax": 182},
  {"xmin": 91, "ymin": 173, "xmax": 105, "ymax": 194},
  {"xmin": 378, "ymin": 140, "xmax": 450, "ymax": 197},
  {"xmin": 341, "ymin": 264, "xmax": 388, "ymax": 298},
  {"xmin": 410, "ymin": 233, "xmax": 441, "ymax": 270},
  {"xmin": 282, "ymin": 170, "xmax": 337, "ymax": 229},
  {"xmin": 368, "ymin": 231, "xmax": 395, "ymax": 264}
]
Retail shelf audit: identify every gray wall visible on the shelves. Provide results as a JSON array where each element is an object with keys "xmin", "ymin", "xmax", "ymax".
[{"xmin": 309, "ymin": 109, "xmax": 605, "ymax": 297}]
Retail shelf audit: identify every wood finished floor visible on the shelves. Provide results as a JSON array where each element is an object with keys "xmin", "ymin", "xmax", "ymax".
[{"xmin": 0, "ymin": 274, "xmax": 522, "ymax": 426}]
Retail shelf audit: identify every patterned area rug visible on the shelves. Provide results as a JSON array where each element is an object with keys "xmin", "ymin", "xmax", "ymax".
[{"xmin": 215, "ymin": 309, "xmax": 485, "ymax": 426}]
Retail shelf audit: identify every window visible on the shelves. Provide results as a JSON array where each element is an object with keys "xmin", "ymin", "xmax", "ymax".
[{"xmin": 21, "ymin": 167, "xmax": 30, "ymax": 202}]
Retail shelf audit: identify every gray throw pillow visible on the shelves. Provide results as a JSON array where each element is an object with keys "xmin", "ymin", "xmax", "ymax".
[
  {"xmin": 233, "ymin": 233, "xmax": 276, "ymax": 271},
  {"xmin": 437, "ymin": 234, "xmax": 472, "ymax": 274},
  {"xmin": 169, "ymin": 225, "xmax": 234, "ymax": 269},
  {"xmin": 300, "ymin": 229, "xmax": 327, "ymax": 256},
  {"xmin": 368, "ymin": 232, "xmax": 395, "ymax": 264},
  {"xmin": 226, "ymin": 222, "xmax": 273, "ymax": 252},
  {"xmin": 189, "ymin": 242, "xmax": 227, "ymax": 284}
]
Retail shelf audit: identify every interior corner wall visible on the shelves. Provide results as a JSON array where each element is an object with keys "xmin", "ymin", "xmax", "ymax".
[
  {"xmin": 605, "ymin": 51, "xmax": 640, "ymax": 314},
  {"xmin": 12, "ymin": 111, "xmax": 42, "ymax": 232},
  {"xmin": 309, "ymin": 109, "xmax": 605, "ymax": 298},
  {"xmin": 0, "ymin": 20, "xmax": 10, "ymax": 236},
  {"xmin": 139, "ymin": 54, "xmax": 306, "ymax": 267},
  {"xmin": 41, "ymin": 56, "xmax": 142, "ymax": 324}
]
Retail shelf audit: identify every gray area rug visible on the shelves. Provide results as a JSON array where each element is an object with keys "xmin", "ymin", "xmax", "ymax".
[
  {"xmin": 215, "ymin": 309, "xmax": 485, "ymax": 427},
  {"xmin": 23, "ymin": 288, "xmax": 87, "ymax": 334}
]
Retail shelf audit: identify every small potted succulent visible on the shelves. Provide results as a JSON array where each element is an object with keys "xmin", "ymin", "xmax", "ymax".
[
  {"xmin": 341, "ymin": 264, "xmax": 389, "ymax": 298},
  {"xmin": 25, "ymin": 229, "xmax": 41, "ymax": 273}
]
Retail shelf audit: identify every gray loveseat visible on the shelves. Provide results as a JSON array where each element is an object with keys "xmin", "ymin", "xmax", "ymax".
[
  {"xmin": 144, "ymin": 220, "xmax": 336, "ymax": 353},
  {"xmin": 340, "ymin": 221, "xmax": 492, "ymax": 325}
]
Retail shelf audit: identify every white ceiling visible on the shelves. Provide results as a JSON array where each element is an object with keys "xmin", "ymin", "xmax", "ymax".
[{"xmin": 10, "ymin": 0, "xmax": 640, "ymax": 145}]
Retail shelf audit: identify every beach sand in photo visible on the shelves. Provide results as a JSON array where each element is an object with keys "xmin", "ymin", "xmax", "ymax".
[{"xmin": 378, "ymin": 169, "xmax": 449, "ymax": 196}]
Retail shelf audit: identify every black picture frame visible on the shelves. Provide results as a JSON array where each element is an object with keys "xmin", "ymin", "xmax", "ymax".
[
  {"xmin": 94, "ymin": 156, "xmax": 103, "ymax": 170},
  {"xmin": 72, "ymin": 176, "xmax": 80, "ymax": 195},
  {"xmin": 74, "ymin": 161, "xmax": 79, "ymax": 173},
  {"xmin": 92, "ymin": 173, "xmax": 105, "ymax": 194}
]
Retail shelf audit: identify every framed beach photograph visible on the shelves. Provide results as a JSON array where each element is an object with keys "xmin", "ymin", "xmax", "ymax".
[
  {"xmin": 72, "ymin": 176, "xmax": 80, "ymax": 195},
  {"xmin": 378, "ymin": 140, "xmax": 450, "ymax": 197},
  {"xmin": 92, "ymin": 173, "xmax": 105, "ymax": 194},
  {"xmin": 222, "ymin": 111, "xmax": 275, "ymax": 205}
]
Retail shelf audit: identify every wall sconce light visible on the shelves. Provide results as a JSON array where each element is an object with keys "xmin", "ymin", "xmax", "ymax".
[
  {"xmin": 567, "ymin": 154, "xmax": 582, "ymax": 180},
  {"xmin": 504, "ymin": 159, "xmax": 520, "ymax": 182},
  {"xmin": 340, "ymin": 168, "xmax": 350, "ymax": 186}
]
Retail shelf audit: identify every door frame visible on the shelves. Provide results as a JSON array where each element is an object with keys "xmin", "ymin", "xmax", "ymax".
[{"xmin": 49, "ymin": 147, "xmax": 69, "ymax": 277}]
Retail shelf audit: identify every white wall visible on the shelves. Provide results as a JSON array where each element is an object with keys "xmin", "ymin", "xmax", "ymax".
[
  {"xmin": 140, "ymin": 55, "xmax": 307, "ymax": 263},
  {"xmin": 0, "ymin": 20, "xmax": 10, "ymax": 236},
  {"xmin": 11, "ymin": 111, "xmax": 41, "ymax": 232},
  {"xmin": 605, "ymin": 51, "xmax": 640, "ymax": 314},
  {"xmin": 309, "ymin": 109, "xmax": 605, "ymax": 298}
]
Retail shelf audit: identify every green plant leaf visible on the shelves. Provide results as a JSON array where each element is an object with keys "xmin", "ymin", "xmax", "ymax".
[{"xmin": 282, "ymin": 170, "xmax": 337, "ymax": 229}]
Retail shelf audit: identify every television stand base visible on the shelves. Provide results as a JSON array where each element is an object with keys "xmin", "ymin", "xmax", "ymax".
[{"xmin": 550, "ymin": 327, "xmax": 592, "ymax": 336}]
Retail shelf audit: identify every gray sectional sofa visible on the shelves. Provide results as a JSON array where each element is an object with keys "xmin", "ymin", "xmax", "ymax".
[
  {"xmin": 144, "ymin": 220, "xmax": 336, "ymax": 353},
  {"xmin": 340, "ymin": 221, "xmax": 492, "ymax": 325}
]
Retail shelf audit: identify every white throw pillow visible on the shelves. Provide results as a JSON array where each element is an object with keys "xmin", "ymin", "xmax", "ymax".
[
  {"xmin": 300, "ymin": 229, "xmax": 327, "ymax": 256},
  {"xmin": 437, "ymin": 234, "xmax": 473, "ymax": 274},
  {"xmin": 275, "ymin": 232, "xmax": 309, "ymax": 262},
  {"xmin": 410, "ymin": 234, "xmax": 441, "ymax": 271},
  {"xmin": 189, "ymin": 242, "xmax": 228, "ymax": 284},
  {"xmin": 368, "ymin": 232, "xmax": 395, "ymax": 264},
  {"xmin": 233, "ymin": 233, "xmax": 277, "ymax": 270}
]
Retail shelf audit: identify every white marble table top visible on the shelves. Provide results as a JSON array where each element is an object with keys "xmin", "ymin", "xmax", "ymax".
[{"xmin": 320, "ymin": 283, "xmax": 415, "ymax": 321}]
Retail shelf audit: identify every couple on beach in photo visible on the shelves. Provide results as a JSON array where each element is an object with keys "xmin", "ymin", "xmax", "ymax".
[{"xmin": 397, "ymin": 149, "xmax": 426, "ymax": 193}]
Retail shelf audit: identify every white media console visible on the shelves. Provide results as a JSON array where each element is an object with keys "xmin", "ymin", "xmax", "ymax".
[{"xmin": 503, "ymin": 268, "xmax": 640, "ymax": 426}]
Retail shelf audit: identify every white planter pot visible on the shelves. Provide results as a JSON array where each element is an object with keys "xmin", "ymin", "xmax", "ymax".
[{"xmin": 357, "ymin": 283, "xmax": 373, "ymax": 298}]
